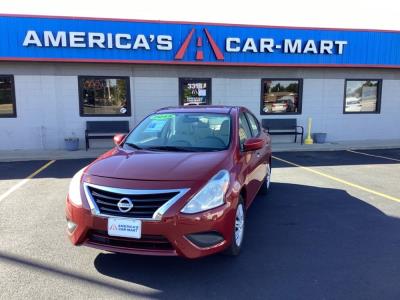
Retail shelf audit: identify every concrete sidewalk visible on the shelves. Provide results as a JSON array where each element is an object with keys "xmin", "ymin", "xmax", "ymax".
[
  {"xmin": 272, "ymin": 139, "xmax": 400, "ymax": 152},
  {"xmin": 0, "ymin": 139, "xmax": 399, "ymax": 162}
]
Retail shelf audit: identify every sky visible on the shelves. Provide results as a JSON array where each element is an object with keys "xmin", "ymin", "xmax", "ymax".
[{"xmin": 0, "ymin": 0, "xmax": 398, "ymax": 30}]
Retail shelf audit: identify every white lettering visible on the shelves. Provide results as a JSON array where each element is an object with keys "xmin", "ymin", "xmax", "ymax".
[
  {"xmin": 115, "ymin": 33, "xmax": 131, "ymax": 49},
  {"xmin": 335, "ymin": 40, "xmax": 348, "ymax": 54},
  {"xmin": 284, "ymin": 39, "xmax": 302, "ymax": 53},
  {"xmin": 303, "ymin": 40, "xmax": 318, "ymax": 54},
  {"xmin": 22, "ymin": 30, "xmax": 348, "ymax": 56},
  {"xmin": 88, "ymin": 32, "xmax": 105, "ymax": 48},
  {"xmin": 133, "ymin": 34, "xmax": 150, "ymax": 50},
  {"xmin": 43, "ymin": 31, "xmax": 66, "ymax": 47},
  {"xmin": 157, "ymin": 35, "xmax": 172, "ymax": 50},
  {"xmin": 107, "ymin": 33, "xmax": 113, "ymax": 49},
  {"xmin": 260, "ymin": 38, "xmax": 274, "ymax": 53},
  {"xmin": 320, "ymin": 40, "xmax": 333, "ymax": 54},
  {"xmin": 226, "ymin": 37, "xmax": 240, "ymax": 52},
  {"xmin": 242, "ymin": 38, "xmax": 258, "ymax": 52},
  {"xmin": 23, "ymin": 30, "xmax": 42, "ymax": 47},
  {"xmin": 69, "ymin": 32, "xmax": 86, "ymax": 48}
]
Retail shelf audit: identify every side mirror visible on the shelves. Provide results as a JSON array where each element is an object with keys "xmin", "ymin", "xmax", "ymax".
[
  {"xmin": 113, "ymin": 134, "xmax": 126, "ymax": 146},
  {"xmin": 243, "ymin": 138, "xmax": 265, "ymax": 151}
]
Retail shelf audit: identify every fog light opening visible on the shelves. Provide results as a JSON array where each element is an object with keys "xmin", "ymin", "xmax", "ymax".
[
  {"xmin": 67, "ymin": 219, "xmax": 77, "ymax": 233},
  {"xmin": 186, "ymin": 232, "xmax": 225, "ymax": 248}
]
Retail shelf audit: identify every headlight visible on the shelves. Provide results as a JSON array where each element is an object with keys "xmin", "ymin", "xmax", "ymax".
[
  {"xmin": 181, "ymin": 170, "xmax": 230, "ymax": 214},
  {"xmin": 68, "ymin": 168, "xmax": 85, "ymax": 207}
]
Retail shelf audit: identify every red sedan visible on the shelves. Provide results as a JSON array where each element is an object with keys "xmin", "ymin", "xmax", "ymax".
[{"xmin": 66, "ymin": 106, "xmax": 272, "ymax": 258}]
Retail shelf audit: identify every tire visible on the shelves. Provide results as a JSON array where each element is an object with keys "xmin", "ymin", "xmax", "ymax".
[
  {"xmin": 259, "ymin": 162, "xmax": 272, "ymax": 195},
  {"xmin": 224, "ymin": 197, "xmax": 245, "ymax": 256}
]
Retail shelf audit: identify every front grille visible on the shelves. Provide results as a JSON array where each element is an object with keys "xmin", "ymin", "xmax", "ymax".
[
  {"xmin": 87, "ymin": 186, "xmax": 179, "ymax": 219},
  {"xmin": 87, "ymin": 230, "xmax": 174, "ymax": 251}
]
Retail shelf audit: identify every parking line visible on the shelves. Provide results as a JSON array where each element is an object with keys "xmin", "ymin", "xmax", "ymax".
[
  {"xmin": 272, "ymin": 155, "xmax": 400, "ymax": 203},
  {"xmin": 0, "ymin": 160, "xmax": 56, "ymax": 203},
  {"xmin": 347, "ymin": 149, "xmax": 400, "ymax": 163}
]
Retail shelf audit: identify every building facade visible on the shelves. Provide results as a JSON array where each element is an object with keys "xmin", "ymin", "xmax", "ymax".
[{"xmin": 0, "ymin": 15, "xmax": 399, "ymax": 150}]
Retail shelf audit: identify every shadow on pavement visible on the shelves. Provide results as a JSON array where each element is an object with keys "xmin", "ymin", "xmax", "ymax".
[
  {"xmin": 0, "ymin": 250, "xmax": 158, "ymax": 298},
  {"xmin": 273, "ymin": 149, "xmax": 400, "ymax": 168},
  {"xmin": 94, "ymin": 182, "xmax": 400, "ymax": 299}
]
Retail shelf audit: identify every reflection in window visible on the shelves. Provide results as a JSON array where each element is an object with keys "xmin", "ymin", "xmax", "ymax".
[
  {"xmin": 179, "ymin": 78, "xmax": 211, "ymax": 106},
  {"xmin": 0, "ymin": 75, "xmax": 16, "ymax": 117},
  {"xmin": 79, "ymin": 76, "xmax": 130, "ymax": 116},
  {"xmin": 245, "ymin": 112, "xmax": 260, "ymax": 136},
  {"xmin": 261, "ymin": 79, "xmax": 302, "ymax": 114},
  {"xmin": 239, "ymin": 113, "xmax": 252, "ymax": 149},
  {"xmin": 344, "ymin": 80, "xmax": 381, "ymax": 113}
]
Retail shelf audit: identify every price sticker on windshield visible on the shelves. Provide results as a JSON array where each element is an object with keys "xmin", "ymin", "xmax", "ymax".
[
  {"xmin": 150, "ymin": 114, "xmax": 175, "ymax": 120},
  {"xmin": 145, "ymin": 119, "xmax": 168, "ymax": 132}
]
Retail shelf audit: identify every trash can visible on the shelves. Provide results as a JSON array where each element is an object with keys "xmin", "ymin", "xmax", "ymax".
[{"xmin": 313, "ymin": 133, "xmax": 327, "ymax": 144}]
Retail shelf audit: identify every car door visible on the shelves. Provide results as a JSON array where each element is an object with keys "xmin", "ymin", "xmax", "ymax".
[
  {"xmin": 245, "ymin": 112, "xmax": 270, "ymax": 189},
  {"xmin": 238, "ymin": 112, "xmax": 260, "ymax": 208}
]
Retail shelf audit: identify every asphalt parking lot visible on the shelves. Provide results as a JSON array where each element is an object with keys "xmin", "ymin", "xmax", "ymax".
[{"xmin": 0, "ymin": 149, "xmax": 400, "ymax": 299}]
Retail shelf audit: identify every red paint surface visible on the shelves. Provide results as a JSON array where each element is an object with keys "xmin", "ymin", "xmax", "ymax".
[
  {"xmin": 174, "ymin": 28, "xmax": 195, "ymax": 60},
  {"xmin": 204, "ymin": 28, "xmax": 224, "ymax": 60},
  {"xmin": 196, "ymin": 50, "xmax": 204, "ymax": 60},
  {"xmin": 1, "ymin": 57, "xmax": 399, "ymax": 69},
  {"xmin": 197, "ymin": 37, "xmax": 203, "ymax": 47},
  {"xmin": 66, "ymin": 106, "xmax": 272, "ymax": 258}
]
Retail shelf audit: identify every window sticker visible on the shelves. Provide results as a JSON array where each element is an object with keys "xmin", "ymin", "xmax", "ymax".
[
  {"xmin": 144, "ymin": 119, "xmax": 169, "ymax": 132},
  {"xmin": 150, "ymin": 114, "xmax": 175, "ymax": 120},
  {"xmin": 198, "ymin": 89, "xmax": 206, "ymax": 97}
]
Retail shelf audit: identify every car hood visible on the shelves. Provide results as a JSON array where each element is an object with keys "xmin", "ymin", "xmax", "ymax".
[{"xmin": 86, "ymin": 148, "xmax": 231, "ymax": 181}]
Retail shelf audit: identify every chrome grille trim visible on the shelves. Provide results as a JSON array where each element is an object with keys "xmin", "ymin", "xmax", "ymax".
[{"xmin": 83, "ymin": 182, "xmax": 189, "ymax": 221}]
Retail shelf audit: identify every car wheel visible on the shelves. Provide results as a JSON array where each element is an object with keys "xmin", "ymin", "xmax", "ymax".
[
  {"xmin": 224, "ymin": 197, "xmax": 245, "ymax": 256},
  {"xmin": 259, "ymin": 162, "xmax": 272, "ymax": 195}
]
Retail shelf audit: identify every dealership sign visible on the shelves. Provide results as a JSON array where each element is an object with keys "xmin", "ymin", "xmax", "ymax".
[{"xmin": 0, "ymin": 15, "xmax": 400, "ymax": 67}]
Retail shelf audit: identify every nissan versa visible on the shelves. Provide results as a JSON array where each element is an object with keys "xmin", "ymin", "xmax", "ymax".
[{"xmin": 66, "ymin": 106, "xmax": 272, "ymax": 258}]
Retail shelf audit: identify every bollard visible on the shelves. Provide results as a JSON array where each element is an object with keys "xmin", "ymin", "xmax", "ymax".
[{"xmin": 304, "ymin": 117, "xmax": 314, "ymax": 145}]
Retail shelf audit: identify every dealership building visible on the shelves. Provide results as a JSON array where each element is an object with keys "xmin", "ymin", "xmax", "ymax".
[{"xmin": 0, "ymin": 14, "xmax": 399, "ymax": 150}]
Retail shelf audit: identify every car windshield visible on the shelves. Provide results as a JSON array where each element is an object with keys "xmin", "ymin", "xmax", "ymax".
[{"xmin": 124, "ymin": 112, "xmax": 231, "ymax": 152}]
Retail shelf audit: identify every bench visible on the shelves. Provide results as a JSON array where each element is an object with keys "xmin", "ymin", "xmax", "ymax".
[
  {"xmin": 261, "ymin": 119, "xmax": 304, "ymax": 144},
  {"xmin": 85, "ymin": 121, "xmax": 130, "ymax": 150}
]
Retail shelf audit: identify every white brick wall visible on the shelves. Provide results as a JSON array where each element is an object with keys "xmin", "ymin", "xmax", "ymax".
[
  {"xmin": 133, "ymin": 77, "xmax": 178, "ymax": 123},
  {"xmin": 0, "ymin": 62, "xmax": 399, "ymax": 150}
]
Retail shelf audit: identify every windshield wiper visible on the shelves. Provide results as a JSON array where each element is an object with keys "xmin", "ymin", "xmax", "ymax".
[
  {"xmin": 124, "ymin": 142, "xmax": 143, "ymax": 150},
  {"xmin": 144, "ymin": 146, "xmax": 193, "ymax": 152}
]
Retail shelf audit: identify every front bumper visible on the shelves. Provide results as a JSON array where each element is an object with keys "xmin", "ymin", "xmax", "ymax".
[{"xmin": 66, "ymin": 194, "xmax": 237, "ymax": 259}]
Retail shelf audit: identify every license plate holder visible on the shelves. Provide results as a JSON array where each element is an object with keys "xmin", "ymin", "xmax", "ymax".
[{"xmin": 107, "ymin": 217, "xmax": 142, "ymax": 239}]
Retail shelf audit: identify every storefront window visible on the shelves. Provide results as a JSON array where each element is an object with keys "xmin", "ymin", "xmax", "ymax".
[
  {"xmin": 344, "ymin": 80, "xmax": 381, "ymax": 113},
  {"xmin": 79, "ymin": 76, "xmax": 131, "ymax": 116},
  {"xmin": 0, "ymin": 75, "xmax": 16, "ymax": 118},
  {"xmin": 261, "ymin": 79, "xmax": 302, "ymax": 115},
  {"xmin": 179, "ymin": 78, "xmax": 211, "ymax": 106}
]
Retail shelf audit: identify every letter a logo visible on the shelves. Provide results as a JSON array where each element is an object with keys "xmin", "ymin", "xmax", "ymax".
[{"xmin": 175, "ymin": 28, "xmax": 224, "ymax": 61}]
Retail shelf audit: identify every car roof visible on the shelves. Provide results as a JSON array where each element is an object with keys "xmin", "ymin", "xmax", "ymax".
[{"xmin": 155, "ymin": 105, "xmax": 242, "ymax": 114}]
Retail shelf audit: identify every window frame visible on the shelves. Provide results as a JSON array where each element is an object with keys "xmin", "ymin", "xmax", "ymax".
[
  {"xmin": 343, "ymin": 79, "xmax": 382, "ymax": 114},
  {"xmin": 78, "ymin": 75, "xmax": 131, "ymax": 117},
  {"xmin": 0, "ymin": 74, "xmax": 17, "ymax": 118},
  {"xmin": 179, "ymin": 77, "xmax": 212, "ymax": 106},
  {"xmin": 238, "ymin": 111, "xmax": 253, "ymax": 151},
  {"xmin": 260, "ymin": 78, "xmax": 303, "ymax": 116},
  {"xmin": 244, "ymin": 111, "xmax": 261, "ymax": 137}
]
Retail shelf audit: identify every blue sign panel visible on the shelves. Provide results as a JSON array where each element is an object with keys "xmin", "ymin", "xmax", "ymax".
[{"xmin": 0, "ymin": 15, "xmax": 400, "ymax": 67}]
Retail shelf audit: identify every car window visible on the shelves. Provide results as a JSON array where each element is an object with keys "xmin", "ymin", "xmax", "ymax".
[
  {"xmin": 124, "ymin": 112, "xmax": 231, "ymax": 152},
  {"xmin": 239, "ymin": 113, "xmax": 252, "ymax": 150},
  {"xmin": 245, "ymin": 112, "xmax": 260, "ymax": 137}
]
